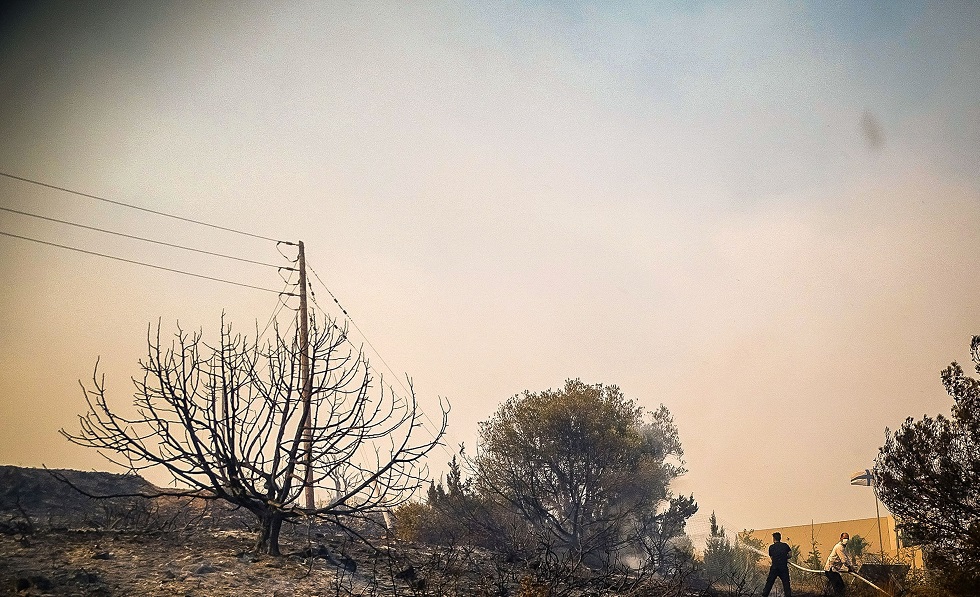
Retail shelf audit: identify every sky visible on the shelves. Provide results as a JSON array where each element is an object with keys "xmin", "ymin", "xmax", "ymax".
[{"xmin": 1, "ymin": 1, "xmax": 979, "ymax": 543}]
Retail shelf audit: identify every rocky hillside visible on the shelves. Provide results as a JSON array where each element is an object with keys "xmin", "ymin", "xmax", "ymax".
[{"xmin": 1, "ymin": 466, "xmax": 156, "ymax": 527}]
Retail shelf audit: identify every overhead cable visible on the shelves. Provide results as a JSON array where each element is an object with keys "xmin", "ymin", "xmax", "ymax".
[
  {"xmin": 307, "ymin": 265, "xmax": 396, "ymax": 384},
  {"xmin": 0, "ymin": 230, "xmax": 296, "ymax": 296},
  {"xmin": 0, "ymin": 171, "xmax": 291, "ymax": 244},
  {"xmin": 258, "ymin": 271, "xmax": 299, "ymax": 341},
  {"xmin": 0, "ymin": 206, "xmax": 293, "ymax": 269},
  {"xmin": 306, "ymin": 264, "xmax": 451, "ymax": 452}
]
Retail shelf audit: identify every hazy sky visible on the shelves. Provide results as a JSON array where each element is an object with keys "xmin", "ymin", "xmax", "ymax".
[{"xmin": 1, "ymin": 1, "xmax": 978, "ymax": 541}]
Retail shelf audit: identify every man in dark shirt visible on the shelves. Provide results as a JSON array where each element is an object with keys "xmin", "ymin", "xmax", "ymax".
[{"xmin": 762, "ymin": 531, "xmax": 793, "ymax": 596}]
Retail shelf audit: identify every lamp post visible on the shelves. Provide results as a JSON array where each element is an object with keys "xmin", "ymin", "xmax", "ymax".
[{"xmin": 850, "ymin": 468, "xmax": 886, "ymax": 562}]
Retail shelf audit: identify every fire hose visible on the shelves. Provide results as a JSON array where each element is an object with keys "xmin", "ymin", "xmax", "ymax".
[{"xmin": 735, "ymin": 538, "xmax": 891, "ymax": 596}]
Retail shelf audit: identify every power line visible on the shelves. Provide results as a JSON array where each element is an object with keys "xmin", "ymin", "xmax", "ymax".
[
  {"xmin": 252, "ymin": 278, "xmax": 300, "ymax": 380},
  {"xmin": 306, "ymin": 264, "xmax": 452, "ymax": 454},
  {"xmin": 0, "ymin": 206, "xmax": 293, "ymax": 269},
  {"xmin": 258, "ymin": 272, "xmax": 299, "ymax": 341},
  {"xmin": 306, "ymin": 265, "xmax": 402, "ymax": 391},
  {"xmin": 0, "ymin": 230, "xmax": 297, "ymax": 296},
  {"xmin": 0, "ymin": 171, "xmax": 292, "ymax": 244}
]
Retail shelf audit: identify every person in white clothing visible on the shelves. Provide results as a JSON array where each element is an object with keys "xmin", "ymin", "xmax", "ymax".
[{"xmin": 824, "ymin": 532, "xmax": 856, "ymax": 596}]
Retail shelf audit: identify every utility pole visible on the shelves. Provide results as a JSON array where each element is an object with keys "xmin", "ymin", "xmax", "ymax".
[
  {"xmin": 873, "ymin": 489, "xmax": 886, "ymax": 562},
  {"xmin": 297, "ymin": 240, "xmax": 315, "ymax": 510}
]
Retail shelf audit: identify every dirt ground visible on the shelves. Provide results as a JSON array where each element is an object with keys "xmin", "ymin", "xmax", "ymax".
[
  {"xmin": 0, "ymin": 526, "xmax": 465, "ymax": 596},
  {"xmin": 0, "ymin": 466, "xmax": 492, "ymax": 596},
  {"xmin": 1, "ymin": 466, "xmax": 841, "ymax": 596}
]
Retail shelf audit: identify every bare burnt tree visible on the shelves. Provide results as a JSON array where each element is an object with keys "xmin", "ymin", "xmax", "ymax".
[{"xmin": 61, "ymin": 312, "xmax": 447, "ymax": 555}]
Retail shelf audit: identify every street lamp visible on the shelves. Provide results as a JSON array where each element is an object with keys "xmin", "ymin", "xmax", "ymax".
[{"xmin": 850, "ymin": 468, "xmax": 886, "ymax": 562}]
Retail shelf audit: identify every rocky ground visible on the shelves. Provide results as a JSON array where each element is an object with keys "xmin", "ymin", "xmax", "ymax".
[
  {"xmin": 0, "ymin": 466, "xmax": 553, "ymax": 596},
  {"xmin": 0, "ymin": 526, "xmax": 481, "ymax": 596},
  {"xmin": 1, "ymin": 466, "xmax": 845, "ymax": 596}
]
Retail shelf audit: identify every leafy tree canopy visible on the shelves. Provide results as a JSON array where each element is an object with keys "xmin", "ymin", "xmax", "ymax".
[
  {"xmin": 844, "ymin": 534, "xmax": 869, "ymax": 560},
  {"xmin": 875, "ymin": 335, "xmax": 980, "ymax": 595},
  {"xmin": 475, "ymin": 379, "xmax": 694, "ymax": 566}
]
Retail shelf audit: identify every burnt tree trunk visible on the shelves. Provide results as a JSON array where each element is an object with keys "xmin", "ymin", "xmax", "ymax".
[{"xmin": 255, "ymin": 511, "xmax": 285, "ymax": 555}]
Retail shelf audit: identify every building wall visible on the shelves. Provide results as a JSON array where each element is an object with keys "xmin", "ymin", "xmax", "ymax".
[{"xmin": 746, "ymin": 516, "xmax": 922, "ymax": 569}]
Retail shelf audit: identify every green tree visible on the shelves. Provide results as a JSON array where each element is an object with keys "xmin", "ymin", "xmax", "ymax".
[
  {"xmin": 702, "ymin": 511, "xmax": 736, "ymax": 582},
  {"xmin": 844, "ymin": 534, "xmax": 868, "ymax": 560},
  {"xmin": 787, "ymin": 542, "xmax": 809, "ymax": 591},
  {"xmin": 702, "ymin": 518, "xmax": 765, "ymax": 590},
  {"xmin": 805, "ymin": 533, "xmax": 822, "ymax": 572},
  {"xmin": 789, "ymin": 542, "xmax": 801, "ymax": 564},
  {"xmin": 395, "ymin": 453, "xmax": 506, "ymax": 548},
  {"xmin": 475, "ymin": 379, "xmax": 695, "ymax": 569},
  {"xmin": 734, "ymin": 529, "xmax": 766, "ymax": 587},
  {"xmin": 875, "ymin": 336, "xmax": 980, "ymax": 595},
  {"xmin": 736, "ymin": 530, "xmax": 764, "ymax": 565}
]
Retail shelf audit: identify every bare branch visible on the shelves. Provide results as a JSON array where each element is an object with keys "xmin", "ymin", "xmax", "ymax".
[{"xmin": 62, "ymin": 310, "xmax": 448, "ymax": 555}]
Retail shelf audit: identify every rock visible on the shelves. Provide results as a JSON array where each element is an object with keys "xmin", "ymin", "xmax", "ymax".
[
  {"xmin": 337, "ymin": 553, "xmax": 357, "ymax": 572},
  {"xmin": 394, "ymin": 565, "xmax": 416, "ymax": 581},
  {"xmin": 14, "ymin": 574, "xmax": 53, "ymax": 591},
  {"xmin": 237, "ymin": 550, "xmax": 260, "ymax": 563},
  {"xmin": 193, "ymin": 562, "xmax": 218, "ymax": 574},
  {"xmin": 71, "ymin": 569, "xmax": 101, "ymax": 584},
  {"xmin": 298, "ymin": 544, "xmax": 331, "ymax": 559}
]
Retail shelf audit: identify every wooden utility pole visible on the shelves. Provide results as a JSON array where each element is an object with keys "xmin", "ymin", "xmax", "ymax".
[{"xmin": 297, "ymin": 241, "xmax": 315, "ymax": 510}]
